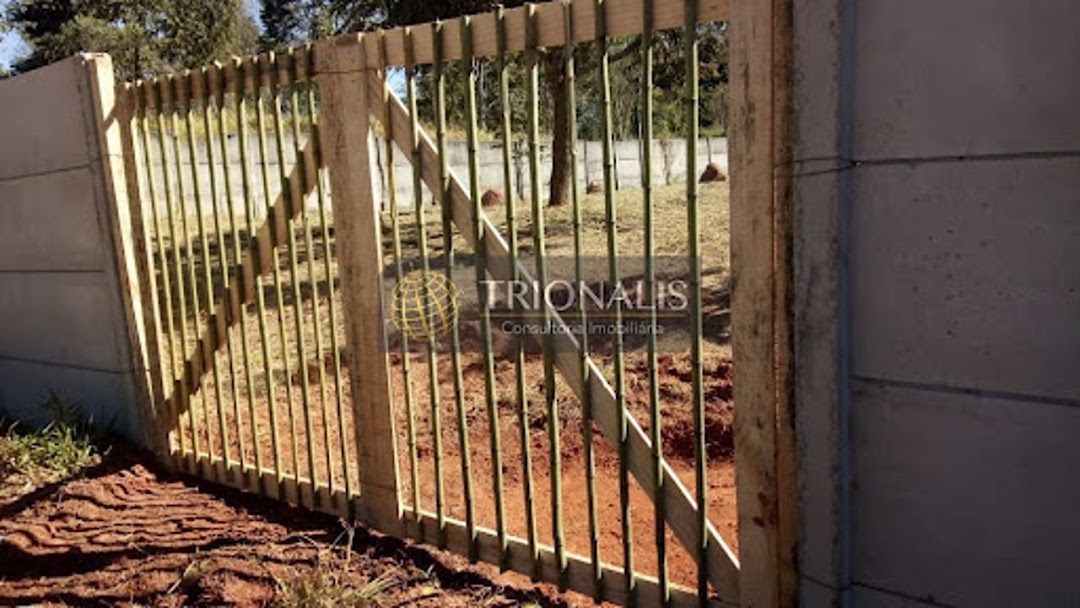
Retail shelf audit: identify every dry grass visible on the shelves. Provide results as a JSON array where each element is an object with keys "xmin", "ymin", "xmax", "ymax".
[{"xmin": 147, "ymin": 179, "xmax": 730, "ymax": 490}]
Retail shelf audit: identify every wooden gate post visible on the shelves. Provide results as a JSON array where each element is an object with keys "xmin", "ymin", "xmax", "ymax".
[{"xmin": 315, "ymin": 35, "xmax": 402, "ymax": 534}]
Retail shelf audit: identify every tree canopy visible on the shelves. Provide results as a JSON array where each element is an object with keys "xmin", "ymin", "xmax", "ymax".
[{"xmin": 3, "ymin": 0, "xmax": 258, "ymax": 80}]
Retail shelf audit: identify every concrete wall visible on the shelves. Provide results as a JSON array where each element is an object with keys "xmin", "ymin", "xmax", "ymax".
[
  {"xmin": 373, "ymin": 136, "xmax": 728, "ymax": 209},
  {"xmin": 0, "ymin": 56, "xmax": 143, "ymax": 441},
  {"xmin": 138, "ymin": 132, "xmax": 726, "ymax": 216},
  {"xmin": 793, "ymin": 1, "xmax": 1080, "ymax": 606}
]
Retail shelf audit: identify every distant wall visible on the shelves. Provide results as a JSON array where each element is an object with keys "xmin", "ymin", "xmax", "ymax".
[
  {"xmin": 793, "ymin": 1, "xmax": 1080, "ymax": 606},
  {"xmin": 0, "ymin": 56, "xmax": 143, "ymax": 441},
  {"xmin": 137, "ymin": 133, "xmax": 727, "ymax": 216},
  {"xmin": 373, "ymin": 136, "xmax": 728, "ymax": 208}
]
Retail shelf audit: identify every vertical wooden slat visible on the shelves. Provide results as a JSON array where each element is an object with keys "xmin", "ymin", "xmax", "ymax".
[
  {"xmin": 315, "ymin": 34, "xmax": 402, "ymax": 534},
  {"xmin": 495, "ymin": 7, "xmax": 539, "ymax": 576},
  {"xmin": 378, "ymin": 33, "xmax": 422, "ymax": 528},
  {"xmin": 433, "ymin": 20, "xmax": 477, "ymax": 561},
  {"xmin": 183, "ymin": 70, "xmax": 226, "ymax": 481},
  {"xmin": 596, "ymin": 0, "xmax": 636, "ymax": 601},
  {"xmin": 148, "ymin": 83, "xmax": 187, "ymax": 466},
  {"xmin": 164, "ymin": 74, "xmax": 201, "ymax": 472},
  {"xmin": 270, "ymin": 51, "xmax": 319, "ymax": 508},
  {"xmin": 524, "ymin": 3, "xmax": 567, "ymax": 589},
  {"xmin": 208, "ymin": 63, "xmax": 248, "ymax": 481},
  {"xmin": 289, "ymin": 47, "xmax": 337, "ymax": 505},
  {"xmin": 233, "ymin": 58, "xmax": 270, "ymax": 494},
  {"xmin": 130, "ymin": 83, "xmax": 178, "ymax": 464},
  {"xmin": 200, "ymin": 67, "xmax": 236, "ymax": 473},
  {"xmin": 404, "ymin": 26, "xmax": 446, "ymax": 547},
  {"xmin": 562, "ymin": 3, "xmax": 602, "ymax": 599},
  {"xmin": 682, "ymin": 1, "xmax": 710, "ymax": 603},
  {"xmin": 252, "ymin": 54, "xmax": 291, "ymax": 496},
  {"xmin": 461, "ymin": 13, "xmax": 507, "ymax": 568},
  {"xmin": 640, "ymin": 0, "xmax": 670, "ymax": 603}
]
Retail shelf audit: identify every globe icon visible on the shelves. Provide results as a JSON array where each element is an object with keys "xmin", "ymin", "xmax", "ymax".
[{"xmin": 392, "ymin": 270, "xmax": 459, "ymax": 341}]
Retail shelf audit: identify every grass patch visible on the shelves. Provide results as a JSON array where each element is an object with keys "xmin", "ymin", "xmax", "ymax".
[
  {"xmin": 0, "ymin": 391, "xmax": 104, "ymax": 500},
  {"xmin": 274, "ymin": 526, "xmax": 398, "ymax": 607}
]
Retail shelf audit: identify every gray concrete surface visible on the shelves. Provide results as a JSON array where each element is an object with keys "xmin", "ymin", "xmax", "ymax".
[
  {"xmin": 0, "ymin": 57, "xmax": 143, "ymax": 440},
  {"xmin": 793, "ymin": 0, "xmax": 1080, "ymax": 605}
]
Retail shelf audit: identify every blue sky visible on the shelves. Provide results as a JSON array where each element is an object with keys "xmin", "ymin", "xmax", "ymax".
[{"xmin": 0, "ymin": 31, "xmax": 26, "ymax": 71}]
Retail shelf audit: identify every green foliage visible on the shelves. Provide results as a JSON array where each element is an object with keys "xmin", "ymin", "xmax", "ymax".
[
  {"xmin": 3, "ymin": 0, "xmax": 259, "ymax": 80},
  {"xmin": 0, "ymin": 391, "xmax": 101, "ymax": 487}
]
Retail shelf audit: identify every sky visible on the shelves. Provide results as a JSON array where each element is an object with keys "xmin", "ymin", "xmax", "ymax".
[{"xmin": 0, "ymin": 31, "xmax": 26, "ymax": 71}]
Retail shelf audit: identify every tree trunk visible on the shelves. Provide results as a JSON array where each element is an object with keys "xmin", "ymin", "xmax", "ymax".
[{"xmin": 544, "ymin": 53, "xmax": 570, "ymax": 207}]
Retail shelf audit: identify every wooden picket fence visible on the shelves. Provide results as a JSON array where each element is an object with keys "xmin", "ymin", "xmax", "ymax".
[{"xmin": 112, "ymin": 0, "xmax": 796, "ymax": 605}]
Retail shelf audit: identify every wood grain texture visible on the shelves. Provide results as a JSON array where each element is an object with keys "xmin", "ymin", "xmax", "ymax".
[
  {"xmin": 81, "ymin": 55, "xmax": 158, "ymax": 452},
  {"xmin": 729, "ymin": 0, "xmax": 796, "ymax": 604},
  {"xmin": 346, "ymin": 0, "xmax": 728, "ymax": 68},
  {"xmin": 315, "ymin": 38, "xmax": 403, "ymax": 535}
]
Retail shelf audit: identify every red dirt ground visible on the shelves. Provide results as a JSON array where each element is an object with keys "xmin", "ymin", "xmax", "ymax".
[
  {"xmin": 385, "ymin": 350, "xmax": 739, "ymax": 590},
  {"xmin": 0, "ymin": 450, "xmax": 599, "ymax": 607}
]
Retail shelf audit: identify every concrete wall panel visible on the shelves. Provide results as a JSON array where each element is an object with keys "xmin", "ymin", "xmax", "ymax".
[
  {"xmin": 851, "ymin": 379, "xmax": 1080, "ymax": 606},
  {"xmin": 0, "ymin": 272, "xmax": 130, "ymax": 372},
  {"xmin": 0, "ymin": 358, "xmax": 140, "ymax": 439},
  {"xmin": 0, "ymin": 168, "xmax": 108, "ymax": 272},
  {"xmin": 851, "ymin": 157, "xmax": 1080, "ymax": 400},
  {"xmin": 0, "ymin": 60, "xmax": 90, "ymax": 181},
  {"xmin": 854, "ymin": 1, "xmax": 1080, "ymax": 159}
]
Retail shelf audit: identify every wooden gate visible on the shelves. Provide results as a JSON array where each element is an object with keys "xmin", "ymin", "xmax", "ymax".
[{"xmin": 115, "ymin": 0, "xmax": 797, "ymax": 605}]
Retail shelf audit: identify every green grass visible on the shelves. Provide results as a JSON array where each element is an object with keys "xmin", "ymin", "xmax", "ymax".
[{"xmin": 0, "ymin": 392, "xmax": 103, "ymax": 498}]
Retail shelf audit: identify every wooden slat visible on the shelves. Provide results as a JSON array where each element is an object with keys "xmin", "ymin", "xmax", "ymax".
[
  {"xmin": 134, "ymin": 51, "xmax": 316, "ymax": 104},
  {"xmin": 402, "ymin": 508, "xmax": 731, "ymax": 607},
  {"xmin": 315, "ymin": 37, "xmax": 403, "ymax": 535},
  {"xmin": 83, "ymin": 57, "xmax": 159, "ymax": 453},
  {"xmin": 369, "ymin": 0, "xmax": 727, "ymax": 67},
  {"xmin": 368, "ymin": 72, "xmax": 740, "ymax": 603},
  {"xmin": 161, "ymin": 142, "xmax": 318, "ymax": 427}
]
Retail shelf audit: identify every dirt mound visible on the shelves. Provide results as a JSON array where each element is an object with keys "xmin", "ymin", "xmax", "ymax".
[
  {"xmin": 481, "ymin": 188, "xmax": 505, "ymax": 207},
  {"xmin": 699, "ymin": 162, "xmax": 727, "ymax": 183}
]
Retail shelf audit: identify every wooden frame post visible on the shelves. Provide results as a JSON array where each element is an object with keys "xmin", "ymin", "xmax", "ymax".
[
  {"xmin": 730, "ymin": 0, "xmax": 797, "ymax": 605},
  {"xmin": 314, "ymin": 36, "xmax": 403, "ymax": 533},
  {"xmin": 80, "ymin": 54, "xmax": 162, "ymax": 455}
]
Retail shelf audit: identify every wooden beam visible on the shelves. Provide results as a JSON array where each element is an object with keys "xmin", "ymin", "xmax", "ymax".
[
  {"xmin": 315, "ymin": 37, "xmax": 403, "ymax": 536},
  {"xmin": 345, "ymin": 0, "xmax": 729, "ymax": 68},
  {"xmin": 114, "ymin": 82, "xmax": 172, "ymax": 461},
  {"xmin": 80, "ymin": 55, "xmax": 159, "ymax": 452},
  {"xmin": 367, "ymin": 72, "xmax": 740, "ymax": 602},
  {"xmin": 729, "ymin": 0, "xmax": 797, "ymax": 604}
]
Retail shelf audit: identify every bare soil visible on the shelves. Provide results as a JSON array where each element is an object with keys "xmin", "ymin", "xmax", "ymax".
[{"xmin": 0, "ymin": 450, "xmax": 595, "ymax": 607}]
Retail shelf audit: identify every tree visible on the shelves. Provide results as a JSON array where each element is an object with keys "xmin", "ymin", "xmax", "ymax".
[
  {"xmin": 259, "ymin": 1, "xmax": 727, "ymax": 204},
  {"xmin": 4, "ymin": 0, "xmax": 258, "ymax": 81}
]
